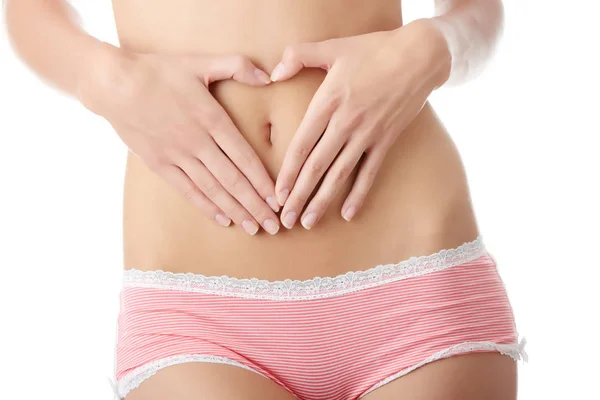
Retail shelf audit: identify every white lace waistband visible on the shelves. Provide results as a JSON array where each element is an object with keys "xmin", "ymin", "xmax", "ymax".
[{"xmin": 122, "ymin": 236, "xmax": 487, "ymax": 300}]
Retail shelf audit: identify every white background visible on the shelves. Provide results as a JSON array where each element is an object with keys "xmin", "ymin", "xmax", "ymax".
[{"xmin": 1, "ymin": 1, "xmax": 598, "ymax": 399}]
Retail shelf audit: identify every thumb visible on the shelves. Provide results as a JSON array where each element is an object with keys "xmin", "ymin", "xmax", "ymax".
[
  {"xmin": 270, "ymin": 41, "xmax": 337, "ymax": 82},
  {"xmin": 195, "ymin": 55, "xmax": 272, "ymax": 86}
]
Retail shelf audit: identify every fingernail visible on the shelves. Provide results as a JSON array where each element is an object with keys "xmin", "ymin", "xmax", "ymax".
[
  {"xmin": 253, "ymin": 68, "xmax": 271, "ymax": 84},
  {"xmin": 282, "ymin": 211, "xmax": 297, "ymax": 229},
  {"xmin": 263, "ymin": 219, "xmax": 280, "ymax": 235},
  {"xmin": 343, "ymin": 206, "xmax": 357, "ymax": 222},
  {"xmin": 277, "ymin": 189, "xmax": 290, "ymax": 206},
  {"xmin": 215, "ymin": 214, "xmax": 231, "ymax": 227},
  {"xmin": 266, "ymin": 196, "xmax": 280, "ymax": 212},
  {"xmin": 242, "ymin": 220, "xmax": 259, "ymax": 235},
  {"xmin": 301, "ymin": 212, "xmax": 317, "ymax": 230},
  {"xmin": 270, "ymin": 63, "xmax": 285, "ymax": 82}
]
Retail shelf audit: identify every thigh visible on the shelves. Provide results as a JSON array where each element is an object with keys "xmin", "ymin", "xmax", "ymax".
[
  {"xmin": 362, "ymin": 353, "xmax": 517, "ymax": 400},
  {"xmin": 124, "ymin": 362, "xmax": 295, "ymax": 400}
]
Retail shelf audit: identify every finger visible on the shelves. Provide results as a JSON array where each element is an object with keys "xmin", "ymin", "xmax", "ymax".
[
  {"xmin": 178, "ymin": 157, "xmax": 263, "ymax": 235},
  {"xmin": 280, "ymin": 113, "xmax": 353, "ymax": 230},
  {"xmin": 300, "ymin": 137, "xmax": 366, "ymax": 229},
  {"xmin": 341, "ymin": 146, "xmax": 386, "ymax": 221},
  {"xmin": 275, "ymin": 81, "xmax": 339, "ymax": 207},
  {"xmin": 193, "ymin": 55, "xmax": 272, "ymax": 86},
  {"xmin": 199, "ymin": 92, "xmax": 280, "ymax": 212},
  {"xmin": 196, "ymin": 141, "xmax": 281, "ymax": 235},
  {"xmin": 157, "ymin": 164, "xmax": 232, "ymax": 227},
  {"xmin": 271, "ymin": 41, "xmax": 337, "ymax": 82}
]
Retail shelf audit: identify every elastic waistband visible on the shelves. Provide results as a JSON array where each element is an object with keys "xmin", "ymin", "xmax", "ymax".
[{"xmin": 122, "ymin": 236, "xmax": 487, "ymax": 301}]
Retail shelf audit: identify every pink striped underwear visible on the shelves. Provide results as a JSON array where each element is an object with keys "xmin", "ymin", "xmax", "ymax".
[{"xmin": 113, "ymin": 236, "xmax": 527, "ymax": 399}]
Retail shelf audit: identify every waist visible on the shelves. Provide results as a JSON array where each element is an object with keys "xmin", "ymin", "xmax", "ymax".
[
  {"xmin": 115, "ymin": 0, "xmax": 479, "ymax": 278},
  {"xmin": 123, "ymin": 103, "xmax": 479, "ymax": 279}
]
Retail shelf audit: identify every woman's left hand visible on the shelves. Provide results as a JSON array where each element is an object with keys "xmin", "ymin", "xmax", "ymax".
[{"xmin": 272, "ymin": 19, "xmax": 451, "ymax": 230}]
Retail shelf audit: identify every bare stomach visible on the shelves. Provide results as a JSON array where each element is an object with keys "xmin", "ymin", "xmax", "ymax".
[{"xmin": 115, "ymin": 0, "xmax": 480, "ymax": 280}]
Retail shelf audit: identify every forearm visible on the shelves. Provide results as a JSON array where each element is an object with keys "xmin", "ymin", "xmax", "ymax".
[
  {"xmin": 428, "ymin": 0, "xmax": 505, "ymax": 85},
  {"xmin": 4, "ymin": 0, "xmax": 119, "ymax": 100}
]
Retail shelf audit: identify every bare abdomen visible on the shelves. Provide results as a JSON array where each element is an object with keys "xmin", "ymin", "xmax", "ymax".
[{"xmin": 115, "ymin": 0, "xmax": 479, "ymax": 280}]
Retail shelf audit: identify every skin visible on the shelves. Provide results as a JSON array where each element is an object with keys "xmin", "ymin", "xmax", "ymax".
[
  {"xmin": 4, "ymin": 0, "xmax": 515, "ymax": 398},
  {"xmin": 87, "ymin": 51, "xmax": 282, "ymax": 235},
  {"xmin": 111, "ymin": 0, "xmax": 482, "ymax": 280},
  {"xmin": 272, "ymin": 22, "xmax": 452, "ymax": 229}
]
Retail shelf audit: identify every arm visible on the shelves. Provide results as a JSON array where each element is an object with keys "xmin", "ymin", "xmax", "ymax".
[
  {"xmin": 4, "ymin": 0, "xmax": 282, "ymax": 235},
  {"xmin": 4, "ymin": 0, "xmax": 116, "ymax": 99},
  {"xmin": 428, "ymin": 0, "xmax": 505, "ymax": 86},
  {"xmin": 269, "ymin": 2, "xmax": 505, "ymax": 228}
]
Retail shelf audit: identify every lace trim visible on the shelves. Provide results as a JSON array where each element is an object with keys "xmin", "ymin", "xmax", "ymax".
[
  {"xmin": 115, "ymin": 355, "xmax": 266, "ymax": 399},
  {"xmin": 359, "ymin": 337, "xmax": 529, "ymax": 398},
  {"xmin": 122, "ymin": 236, "xmax": 487, "ymax": 300}
]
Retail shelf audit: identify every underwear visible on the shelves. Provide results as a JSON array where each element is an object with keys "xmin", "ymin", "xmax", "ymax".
[{"xmin": 112, "ymin": 236, "xmax": 527, "ymax": 399}]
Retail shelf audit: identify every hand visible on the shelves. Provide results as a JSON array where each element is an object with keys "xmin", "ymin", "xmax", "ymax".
[
  {"xmin": 78, "ymin": 46, "xmax": 281, "ymax": 235},
  {"xmin": 271, "ymin": 19, "xmax": 451, "ymax": 230}
]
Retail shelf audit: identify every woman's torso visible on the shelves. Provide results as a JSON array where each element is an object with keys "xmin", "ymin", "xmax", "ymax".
[{"xmin": 114, "ymin": 0, "xmax": 480, "ymax": 280}]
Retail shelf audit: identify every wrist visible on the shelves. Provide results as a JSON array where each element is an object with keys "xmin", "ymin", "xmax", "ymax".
[
  {"xmin": 396, "ymin": 18, "xmax": 453, "ymax": 90},
  {"xmin": 74, "ymin": 40, "xmax": 132, "ymax": 115}
]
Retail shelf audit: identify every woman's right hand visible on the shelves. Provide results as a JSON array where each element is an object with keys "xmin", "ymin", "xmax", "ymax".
[{"xmin": 77, "ymin": 45, "xmax": 281, "ymax": 235}]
